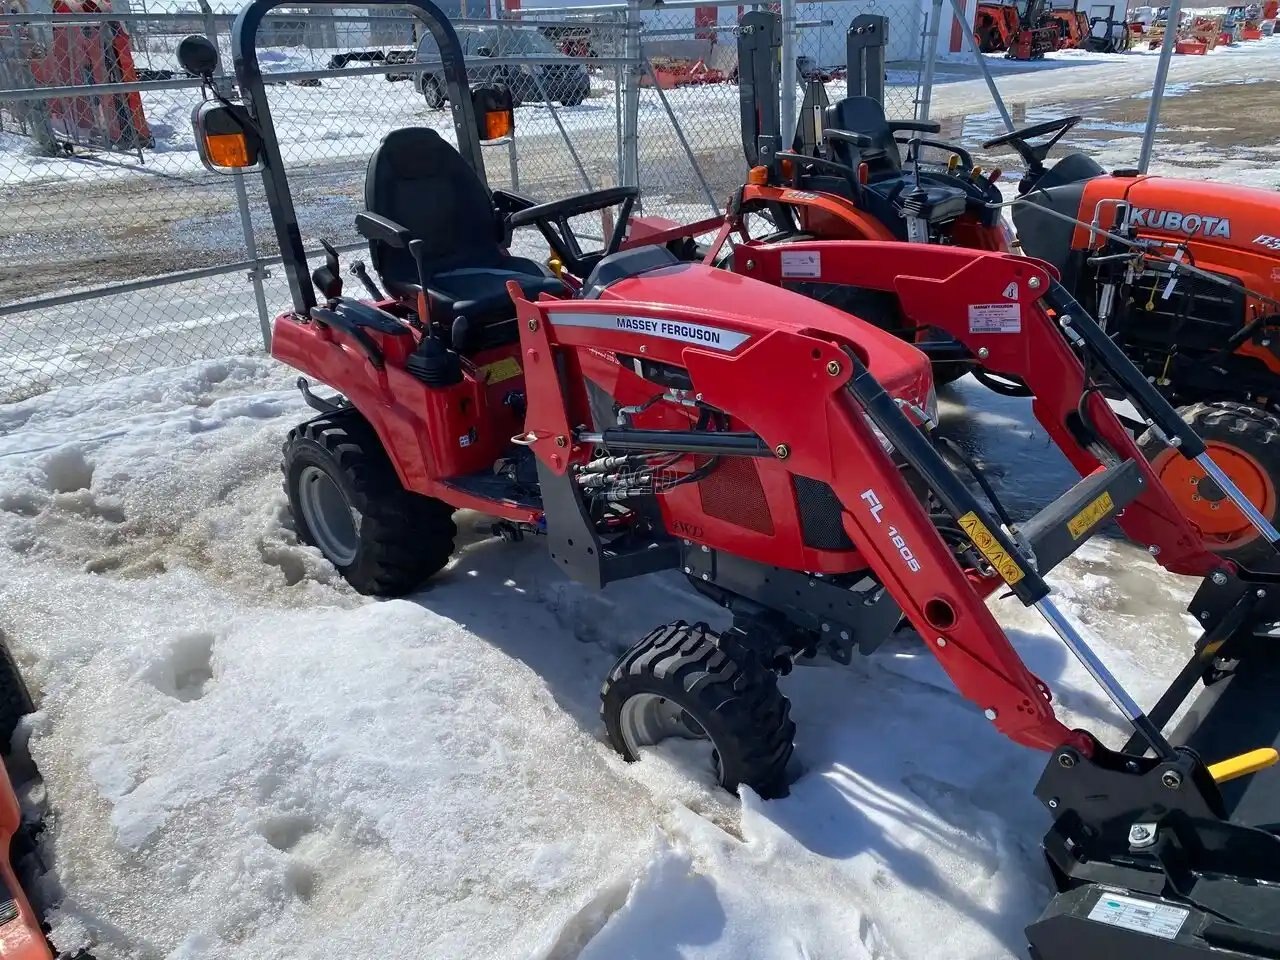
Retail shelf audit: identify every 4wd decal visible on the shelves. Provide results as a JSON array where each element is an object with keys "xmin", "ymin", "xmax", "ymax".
[
  {"xmin": 1130, "ymin": 208, "xmax": 1231, "ymax": 239},
  {"xmin": 860, "ymin": 489, "xmax": 921, "ymax": 573}
]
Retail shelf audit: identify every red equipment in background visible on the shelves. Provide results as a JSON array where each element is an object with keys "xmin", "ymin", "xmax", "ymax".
[{"xmin": 26, "ymin": 0, "xmax": 151, "ymax": 150}]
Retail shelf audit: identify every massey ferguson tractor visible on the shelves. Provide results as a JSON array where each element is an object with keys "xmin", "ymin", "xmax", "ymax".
[{"xmin": 180, "ymin": 3, "xmax": 1280, "ymax": 959}]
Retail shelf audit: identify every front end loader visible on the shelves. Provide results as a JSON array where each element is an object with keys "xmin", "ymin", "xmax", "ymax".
[{"xmin": 185, "ymin": 4, "xmax": 1280, "ymax": 959}]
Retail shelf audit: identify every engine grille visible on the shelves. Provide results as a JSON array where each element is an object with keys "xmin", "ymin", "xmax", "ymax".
[
  {"xmin": 793, "ymin": 476, "xmax": 855, "ymax": 550},
  {"xmin": 697, "ymin": 457, "xmax": 774, "ymax": 535},
  {"xmin": 1119, "ymin": 268, "xmax": 1247, "ymax": 361}
]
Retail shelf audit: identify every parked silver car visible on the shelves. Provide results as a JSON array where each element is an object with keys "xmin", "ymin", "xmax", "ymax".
[{"xmin": 414, "ymin": 26, "xmax": 590, "ymax": 109}]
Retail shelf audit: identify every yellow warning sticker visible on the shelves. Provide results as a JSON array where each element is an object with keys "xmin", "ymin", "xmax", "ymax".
[
  {"xmin": 958, "ymin": 511, "xmax": 1026, "ymax": 585},
  {"xmin": 1067, "ymin": 491, "xmax": 1115, "ymax": 540},
  {"xmin": 479, "ymin": 356, "xmax": 523, "ymax": 384}
]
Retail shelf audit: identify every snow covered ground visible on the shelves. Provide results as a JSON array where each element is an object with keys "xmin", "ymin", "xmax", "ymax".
[
  {"xmin": 3, "ymin": 33, "xmax": 1280, "ymax": 960},
  {"xmin": 0, "ymin": 355, "xmax": 1204, "ymax": 960}
]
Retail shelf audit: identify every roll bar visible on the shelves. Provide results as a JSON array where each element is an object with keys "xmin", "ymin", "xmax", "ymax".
[
  {"xmin": 229, "ymin": 0, "xmax": 482, "ymax": 317},
  {"xmin": 736, "ymin": 10, "xmax": 890, "ymax": 168}
]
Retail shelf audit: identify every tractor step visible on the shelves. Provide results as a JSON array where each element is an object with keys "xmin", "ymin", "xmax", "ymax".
[{"xmin": 1020, "ymin": 459, "xmax": 1145, "ymax": 576}]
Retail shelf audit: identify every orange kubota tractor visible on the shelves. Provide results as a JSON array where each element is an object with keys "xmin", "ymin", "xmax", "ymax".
[{"xmin": 974, "ymin": 0, "xmax": 1060, "ymax": 56}]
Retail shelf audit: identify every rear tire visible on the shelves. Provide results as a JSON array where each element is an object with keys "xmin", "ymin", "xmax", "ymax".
[
  {"xmin": 601, "ymin": 622, "xmax": 794, "ymax": 797},
  {"xmin": 283, "ymin": 412, "xmax": 457, "ymax": 596},
  {"xmin": 1138, "ymin": 401, "xmax": 1280, "ymax": 565}
]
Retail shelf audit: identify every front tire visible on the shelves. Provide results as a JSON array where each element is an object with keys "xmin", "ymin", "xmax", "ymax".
[
  {"xmin": 1138, "ymin": 401, "xmax": 1280, "ymax": 565},
  {"xmin": 601, "ymin": 622, "xmax": 794, "ymax": 797},
  {"xmin": 283, "ymin": 412, "xmax": 457, "ymax": 596}
]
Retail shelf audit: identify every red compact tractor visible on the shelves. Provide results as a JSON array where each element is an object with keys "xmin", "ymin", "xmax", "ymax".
[{"xmin": 184, "ymin": 3, "xmax": 1280, "ymax": 959}]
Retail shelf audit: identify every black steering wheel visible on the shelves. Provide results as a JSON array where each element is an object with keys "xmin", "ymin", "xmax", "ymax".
[
  {"xmin": 981, "ymin": 116, "xmax": 1082, "ymax": 176},
  {"xmin": 507, "ymin": 186, "xmax": 639, "ymax": 279}
]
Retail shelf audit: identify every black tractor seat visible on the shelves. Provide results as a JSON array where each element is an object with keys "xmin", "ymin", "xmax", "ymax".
[
  {"xmin": 356, "ymin": 126, "xmax": 564, "ymax": 351},
  {"xmin": 820, "ymin": 96, "xmax": 972, "ymax": 237}
]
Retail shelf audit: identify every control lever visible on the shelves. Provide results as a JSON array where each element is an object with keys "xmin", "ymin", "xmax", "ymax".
[
  {"xmin": 311, "ymin": 238, "xmax": 343, "ymax": 302},
  {"xmin": 351, "ymin": 260, "xmax": 384, "ymax": 300}
]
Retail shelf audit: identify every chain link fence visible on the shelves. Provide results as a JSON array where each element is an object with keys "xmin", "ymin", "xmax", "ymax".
[{"xmin": 0, "ymin": 0, "xmax": 927, "ymax": 404}]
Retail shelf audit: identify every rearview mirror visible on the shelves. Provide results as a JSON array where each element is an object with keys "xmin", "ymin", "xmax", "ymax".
[
  {"xmin": 177, "ymin": 34, "xmax": 220, "ymax": 78},
  {"xmin": 472, "ymin": 84, "xmax": 515, "ymax": 141},
  {"xmin": 190, "ymin": 100, "xmax": 263, "ymax": 173}
]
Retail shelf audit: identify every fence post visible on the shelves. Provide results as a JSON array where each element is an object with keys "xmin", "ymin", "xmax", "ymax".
[
  {"xmin": 1138, "ymin": 0, "xmax": 1181, "ymax": 172},
  {"xmin": 916, "ymin": 0, "xmax": 944, "ymax": 121},
  {"xmin": 199, "ymin": 0, "xmax": 272, "ymax": 350},
  {"xmin": 612, "ymin": 11, "xmax": 625, "ymax": 188},
  {"xmin": 779, "ymin": 0, "xmax": 796, "ymax": 146},
  {"xmin": 621, "ymin": 0, "xmax": 641, "ymax": 192}
]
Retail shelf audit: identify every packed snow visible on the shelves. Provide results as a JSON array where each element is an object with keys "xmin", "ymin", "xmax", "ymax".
[{"xmin": 3, "ymin": 27, "xmax": 1280, "ymax": 960}]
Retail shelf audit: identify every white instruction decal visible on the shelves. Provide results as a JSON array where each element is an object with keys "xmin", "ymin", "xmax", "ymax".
[
  {"xmin": 781, "ymin": 250, "xmax": 822, "ymax": 279},
  {"xmin": 968, "ymin": 302, "xmax": 1022, "ymax": 334},
  {"xmin": 1087, "ymin": 893, "xmax": 1188, "ymax": 940}
]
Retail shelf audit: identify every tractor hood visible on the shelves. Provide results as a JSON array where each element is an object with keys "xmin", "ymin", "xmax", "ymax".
[
  {"xmin": 1079, "ymin": 175, "xmax": 1274, "ymax": 254},
  {"xmin": 595, "ymin": 262, "xmax": 935, "ymax": 413},
  {"xmin": 1074, "ymin": 174, "xmax": 1280, "ymax": 303}
]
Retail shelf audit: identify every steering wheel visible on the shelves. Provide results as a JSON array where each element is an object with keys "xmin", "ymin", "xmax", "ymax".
[
  {"xmin": 507, "ymin": 186, "xmax": 639, "ymax": 279},
  {"xmin": 981, "ymin": 116, "xmax": 1082, "ymax": 176}
]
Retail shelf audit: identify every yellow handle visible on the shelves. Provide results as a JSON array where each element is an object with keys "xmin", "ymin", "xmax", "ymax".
[{"xmin": 1208, "ymin": 748, "xmax": 1279, "ymax": 784}]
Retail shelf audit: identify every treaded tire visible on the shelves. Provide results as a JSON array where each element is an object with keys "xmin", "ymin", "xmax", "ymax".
[
  {"xmin": 601, "ymin": 621, "xmax": 795, "ymax": 798},
  {"xmin": 0, "ymin": 631, "xmax": 33, "ymax": 753},
  {"xmin": 283, "ymin": 411, "xmax": 457, "ymax": 596},
  {"xmin": 1138, "ymin": 401, "xmax": 1280, "ymax": 566}
]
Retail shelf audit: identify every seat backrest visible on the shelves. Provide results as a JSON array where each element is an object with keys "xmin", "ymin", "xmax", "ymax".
[
  {"xmin": 824, "ymin": 96, "xmax": 901, "ymax": 180},
  {"xmin": 364, "ymin": 127, "xmax": 500, "ymax": 283}
]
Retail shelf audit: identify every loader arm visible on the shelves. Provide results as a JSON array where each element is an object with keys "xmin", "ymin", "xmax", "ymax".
[
  {"xmin": 513, "ymin": 280, "xmax": 1083, "ymax": 752},
  {"xmin": 512, "ymin": 245, "xmax": 1280, "ymax": 958},
  {"xmin": 734, "ymin": 239, "xmax": 1223, "ymax": 577}
]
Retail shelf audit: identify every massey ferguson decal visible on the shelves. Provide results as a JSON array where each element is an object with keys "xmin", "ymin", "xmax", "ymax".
[
  {"xmin": 548, "ymin": 312, "xmax": 750, "ymax": 351},
  {"xmin": 1130, "ymin": 208, "xmax": 1231, "ymax": 239}
]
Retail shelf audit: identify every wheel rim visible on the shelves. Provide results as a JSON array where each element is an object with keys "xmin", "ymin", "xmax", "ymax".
[
  {"xmin": 1150, "ymin": 440, "xmax": 1277, "ymax": 551},
  {"xmin": 618, "ymin": 693, "xmax": 725, "ymax": 783},
  {"xmin": 298, "ymin": 465, "xmax": 360, "ymax": 566}
]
